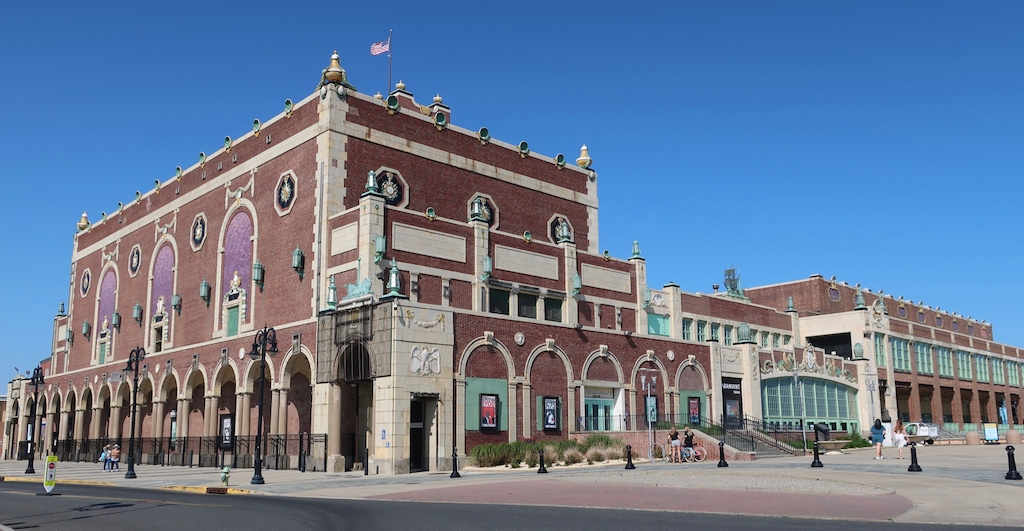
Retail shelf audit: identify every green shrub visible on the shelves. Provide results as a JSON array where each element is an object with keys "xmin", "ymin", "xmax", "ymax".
[{"xmin": 843, "ymin": 432, "xmax": 872, "ymax": 449}]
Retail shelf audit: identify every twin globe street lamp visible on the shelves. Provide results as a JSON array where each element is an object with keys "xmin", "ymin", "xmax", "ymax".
[
  {"xmin": 249, "ymin": 326, "xmax": 278, "ymax": 485},
  {"xmin": 24, "ymin": 366, "xmax": 44, "ymax": 475},
  {"xmin": 124, "ymin": 346, "xmax": 146, "ymax": 479}
]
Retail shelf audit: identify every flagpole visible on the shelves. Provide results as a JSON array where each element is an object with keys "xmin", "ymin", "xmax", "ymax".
[{"xmin": 388, "ymin": 28, "xmax": 393, "ymax": 95}]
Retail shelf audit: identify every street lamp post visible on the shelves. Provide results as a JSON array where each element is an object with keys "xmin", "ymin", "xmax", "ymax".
[
  {"xmin": 249, "ymin": 326, "xmax": 278, "ymax": 485},
  {"xmin": 639, "ymin": 370, "xmax": 657, "ymax": 460},
  {"xmin": 794, "ymin": 349, "xmax": 808, "ymax": 456},
  {"xmin": 24, "ymin": 366, "xmax": 44, "ymax": 474},
  {"xmin": 124, "ymin": 346, "xmax": 146, "ymax": 479}
]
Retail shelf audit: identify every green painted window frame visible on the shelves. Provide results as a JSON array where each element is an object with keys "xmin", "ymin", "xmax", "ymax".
[
  {"xmin": 647, "ymin": 314, "xmax": 669, "ymax": 337},
  {"xmin": 543, "ymin": 298, "xmax": 563, "ymax": 322},
  {"xmin": 956, "ymin": 350, "xmax": 972, "ymax": 380},
  {"xmin": 1008, "ymin": 361, "xmax": 1020, "ymax": 386},
  {"xmin": 772, "ymin": 333, "xmax": 781, "ymax": 348},
  {"xmin": 992, "ymin": 358, "xmax": 1006, "ymax": 384},
  {"xmin": 696, "ymin": 321, "xmax": 707, "ymax": 342},
  {"xmin": 936, "ymin": 347, "xmax": 953, "ymax": 378},
  {"xmin": 710, "ymin": 323, "xmax": 720, "ymax": 342},
  {"xmin": 874, "ymin": 333, "xmax": 886, "ymax": 367},
  {"xmin": 723, "ymin": 325, "xmax": 733, "ymax": 345},
  {"xmin": 891, "ymin": 338, "xmax": 910, "ymax": 371},
  {"xmin": 681, "ymin": 319, "xmax": 693, "ymax": 341},
  {"xmin": 976, "ymin": 355, "xmax": 990, "ymax": 383},
  {"xmin": 915, "ymin": 342, "xmax": 933, "ymax": 375},
  {"xmin": 227, "ymin": 306, "xmax": 239, "ymax": 337}
]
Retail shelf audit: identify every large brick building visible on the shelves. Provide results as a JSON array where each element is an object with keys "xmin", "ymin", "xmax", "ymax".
[{"xmin": 7, "ymin": 50, "xmax": 1017, "ymax": 474}]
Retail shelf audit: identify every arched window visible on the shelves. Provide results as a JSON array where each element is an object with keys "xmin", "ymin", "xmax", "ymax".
[
  {"xmin": 222, "ymin": 211, "xmax": 253, "ymax": 336},
  {"xmin": 96, "ymin": 269, "xmax": 117, "ymax": 365},
  {"xmin": 150, "ymin": 244, "xmax": 176, "ymax": 352}
]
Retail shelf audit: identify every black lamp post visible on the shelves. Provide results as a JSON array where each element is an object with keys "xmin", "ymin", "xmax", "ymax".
[
  {"xmin": 24, "ymin": 366, "xmax": 44, "ymax": 474},
  {"xmin": 249, "ymin": 326, "xmax": 278, "ymax": 485},
  {"xmin": 124, "ymin": 346, "xmax": 146, "ymax": 479}
]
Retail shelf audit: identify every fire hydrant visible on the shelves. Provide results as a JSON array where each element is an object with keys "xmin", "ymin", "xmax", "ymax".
[{"xmin": 220, "ymin": 467, "xmax": 230, "ymax": 487}]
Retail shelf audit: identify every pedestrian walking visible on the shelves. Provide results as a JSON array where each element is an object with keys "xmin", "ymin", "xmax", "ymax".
[
  {"xmin": 870, "ymin": 419, "xmax": 886, "ymax": 460},
  {"xmin": 893, "ymin": 420, "xmax": 908, "ymax": 459}
]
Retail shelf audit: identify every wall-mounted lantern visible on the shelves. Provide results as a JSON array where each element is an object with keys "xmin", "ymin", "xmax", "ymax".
[
  {"xmin": 133, "ymin": 302, "xmax": 143, "ymax": 324},
  {"xmin": 253, "ymin": 259, "xmax": 265, "ymax": 291},
  {"xmin": 374, "ymin": 235, "xmax": 387, "ymax": 263},
  {"xmin": 111, "ymin": 311, "xmax": 121, "ymax": 331},
  {"xmin": 199, "ymin": 278, "xmax": 211, "ymax": 306},
  {"xmin": 171, "ymin": 293, "xmax": 182, "ymax": 315},
  {"xmin": 292, "ymin": 247, "xmax": 305, "ymax": 279},
  {"xmin": 481, "ymin": 255, "xmax": 492, "ymax": 282},
  {"xmin": 81, "ymin": 320, "xmax": 92, "ymax": 339}
]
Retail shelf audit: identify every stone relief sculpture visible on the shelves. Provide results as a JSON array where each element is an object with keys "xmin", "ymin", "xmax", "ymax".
[{"xmin": 410, "ymin": 346, "xmax": 441, "ymax": 376}]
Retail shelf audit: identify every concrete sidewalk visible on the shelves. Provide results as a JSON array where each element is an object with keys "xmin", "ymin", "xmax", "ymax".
[{"xmin": 2, "ymin": 444, "xmax": 1023, "ymax": 526}]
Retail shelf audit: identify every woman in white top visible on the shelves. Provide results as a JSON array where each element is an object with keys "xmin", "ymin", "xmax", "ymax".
[{"xmin": 893, "ymin": 420, "xmax": 908, "ymax": 459}]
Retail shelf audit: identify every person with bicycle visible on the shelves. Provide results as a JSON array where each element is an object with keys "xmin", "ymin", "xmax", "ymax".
[{"xmin": 682, "ymin": 426, "xmax": 695, "ymax": 461}]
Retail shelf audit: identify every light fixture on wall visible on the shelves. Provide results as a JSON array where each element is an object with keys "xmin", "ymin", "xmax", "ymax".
[
  {"xmin": 326, "ymin": 275, "xmax": 338, "ymax": 310},
  {"xmin": 111, "ymin": 311, "xmax": 121, "ymax": 331},
  {"xmin": 571, "ymin": 273, "xmax": 582, "ymax": 297},
  {"xmin": 199, "ymin": 278, "xmax": 211, "ymax": 306},
  {"xmin": 292, "ymin": 247, "xmax": 305, "ymax": 279},
  {"xmin": 481, "ymin": 255, "xmax": 492, "ymax": 282},
  {"xmin": 253, "ymin": 259, "xmax": 265, "ymax": 291},
  {"xmin": 65, "ymin": 328, "xmax": 73, "ymax": 345},
  {"xmin": 374, "ymin": 235, "xmax": 386, "ymax": 263},
  {"xmin": 81, "ymin": 320, "xmax": 91, "ymax": 339},
  {"xmin": 133, "ymin": 302, "xmax": 143, "ymax": 324},
  {"xmin": 171, "ymin": 293, "xmax": 182, "ymax": 315}
]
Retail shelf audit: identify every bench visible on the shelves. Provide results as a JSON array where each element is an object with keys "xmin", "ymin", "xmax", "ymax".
[{"xmin": 816, "ymin": 440, "xmax": 851, "ymax": 454}]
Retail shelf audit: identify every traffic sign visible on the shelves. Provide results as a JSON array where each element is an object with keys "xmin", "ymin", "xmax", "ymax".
[{"xmin": 43, "ymin": 455, "xmax": 57, "ymax": 493}]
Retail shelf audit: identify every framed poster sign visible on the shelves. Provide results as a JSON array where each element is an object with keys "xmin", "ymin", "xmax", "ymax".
[
  {"xmin": 645, "ymin": 395, "xmax": 658, "ymax": 427},
  {"xmin": 218, "ymin": 413, "xmax": 234, "ymax": 449},
  {"xmin": 480, "ymin": 394, "xmax": 499, "ymax": 431},
  {"xmin": 543, "ymin": 397, "xmax": 560, "ymax": 430}
]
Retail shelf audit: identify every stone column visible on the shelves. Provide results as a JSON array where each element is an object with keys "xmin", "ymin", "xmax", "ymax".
[
  {"xmin": 521, "ymin": 382, "xmax": 532, "ymax": 440},
  {"xmin": 931, "ymin": 386, "xmax": 944, "ymax": 425},
  {"xmin": 987, "ymin": 392, "xmax": 999, "ymax": 424},
  {"xmin": 270, "ymin": 389, "xmax": 281, "ymax": 436},
  {"xmin": 89, "ymin": 407, "xmax": 102, "ymax": 439},
  {"xmin": 59, "ymin": 409, "xmax": 71, "ymax": 442},
  {"xmin": 73, "ymin": 408, "xmax": 85, "ymax": 441},
  {"xmin": 277, "ymin": 388, "xmax": 289, "ymax": 436},
  {"xmin": 204, "ymin": 396, "xmax": 216, "ymax": 437},
  {"xmin": 110, "ymin": 405, "xmax": 123, "ymax": 440},
  {"xmin": 507, "ymin": 380, "xmax": 518, "ymax": 443},
  {"xmin": 327, "ymin": 384, "xmax": 342, "ymax": 472},
  {"xmin": 177, "ymin": 399, "xmax": 190, "ymax": 439},
  {"xmin": 240, "ymin": 393, "xmax": 252, "ymax": 436},
  {"xmin": 151, "ymin": 401, "xmax": 165, "ymax": 439},
  {"xmin": 908, "ymin": 382, "xmax": 922, "ymax": 422},
  {"xmin": 44, "ymin": 411, "xmax": 56, "ymax": 455}
]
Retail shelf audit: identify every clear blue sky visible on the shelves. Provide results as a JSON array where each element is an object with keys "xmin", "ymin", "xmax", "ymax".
[{"xmin": 3, "ymin": 1, "xmax": 1023, "ymax": 379}]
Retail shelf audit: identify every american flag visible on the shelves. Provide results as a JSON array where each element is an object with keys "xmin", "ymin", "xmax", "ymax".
[{"xmin": 370, "ymin": 38, "xmax": 390, "ymax": 56}]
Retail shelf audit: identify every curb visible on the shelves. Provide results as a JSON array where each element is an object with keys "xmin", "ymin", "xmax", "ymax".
[
  {"xmin": 0, "ymin": 476, "xmax": 116, "ymax": 487},
  {"xmin": 161, "ymin": 485, "xmax": 257, "ymax": 495}
]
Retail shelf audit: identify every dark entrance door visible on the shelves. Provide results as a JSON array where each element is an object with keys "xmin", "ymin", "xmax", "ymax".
[{"xmin": 410, "ymin": 399, "xmax": 425, "ymax": 472}]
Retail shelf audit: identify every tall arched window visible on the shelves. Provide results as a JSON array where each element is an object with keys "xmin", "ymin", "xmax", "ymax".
[
  {"xmin": 222, "ymin": 210, "xmax": 253, "ymax": 337},
  {"xmin": 151, "ymin": 243, "xmax": 176, "ymax": 352},
  {"xmin": 761, "ymin": 377, "xmax": 860, "ymax": 433},
  {"xmin": 96, "ymin": 270, "xmax": 117, "ymax": 365}
]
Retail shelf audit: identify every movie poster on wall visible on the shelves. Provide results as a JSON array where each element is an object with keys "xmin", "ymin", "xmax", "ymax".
[
  {"xmin": 543, "ymin": 397, "xmax": 560, "ymax": 430},
  {"xmin": 480, "ymin": 394, "xmax": 498, "ymax": 430}
]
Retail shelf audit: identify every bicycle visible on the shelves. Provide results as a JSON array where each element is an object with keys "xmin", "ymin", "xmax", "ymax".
[{"xmin": 680, "ymin": 445, "xmax": 707, "ymax": 463}]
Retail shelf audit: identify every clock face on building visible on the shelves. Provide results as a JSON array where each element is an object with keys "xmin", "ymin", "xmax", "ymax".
[
  {"xmin": 514, "ymin": 332, "xmax": 525, "ymax": 346},
  {"xmin": 277, "ymin": 175, "xmax": 295, "ymax": 209}
]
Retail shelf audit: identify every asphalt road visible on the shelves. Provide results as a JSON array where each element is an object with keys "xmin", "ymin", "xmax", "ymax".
[{"xmin": 1, "ymin": 483, "xmax": 1020, "ymax": 531}]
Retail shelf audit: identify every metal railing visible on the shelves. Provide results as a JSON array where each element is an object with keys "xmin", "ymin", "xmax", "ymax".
[{"xmin": 48, "ymin": 434, "xmax": 327, "ymax": 472}]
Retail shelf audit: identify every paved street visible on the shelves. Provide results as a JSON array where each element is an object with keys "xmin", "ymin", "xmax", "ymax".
[{"xmin": 2, "ymin": 443, "xmax": 1023, "ymax": 528}]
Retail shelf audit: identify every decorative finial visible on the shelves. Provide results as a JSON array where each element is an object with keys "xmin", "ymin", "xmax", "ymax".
[
  {"xmin": 58, "ymin": 302, "xmax": 66, "ymax": 316},
  {"xmin": 362, "ymin": 170, "xmax": 381, "ymax": 196},
  {"xmin": 786, "ymin": 296, "xmax": 795, "ymax": 312},
  {"xmin": 556, "ymin": 218, "xmax": 572, "ymax": 243},
  {"xmin": 396, "ymin": 80, "xmax": 406, "ymax": 91},
  {"xmin": 433, "ymin": 94, "xmax": 443, "ymax": 104},
  {"xmin": 324, "ymin": 51, "xmax": 345, "ymax": 84},
  {"xmin": 77, "ymin": 211, "xmax": 90, "ymax": 231},
  {"xmin": 374, "ymin": 91, "xmax": 383, "ymax": 100},
  {"xmin": 631, "ymin": 240, "xmax": 641, "ymax": 258},
  {"xmin": 576, "ymin": 144, "xmax": 592, "ymax": 169},
  {"xmin": 854, "ymin": 286, "xmax": 867, "ymax": 310}
]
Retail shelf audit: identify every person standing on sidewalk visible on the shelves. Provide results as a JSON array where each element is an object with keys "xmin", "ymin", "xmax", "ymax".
[
  {"xmin": 109, "ymin": 445, "xmax": 121, "ymax": 471},
  {"xmin": 668, "ymin": 428, "xmax": 681, "ymax": 463},
  {"xmin": 870, "ymin": 419, "xmax": 886, "ymax": 460},
  {"xmin": 100, "ymin": 444, "xmax": 111, "ymax": 471}
]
